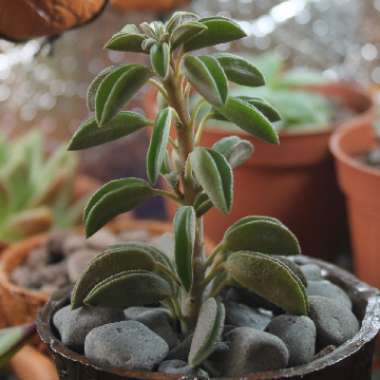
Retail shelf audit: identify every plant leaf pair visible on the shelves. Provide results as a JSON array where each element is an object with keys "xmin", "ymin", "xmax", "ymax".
[
  {"xmin": 84, "ymin": 178, "xmax": 156, "ymax": 237},
  {"xmin": 94, "ymin": 64, "xmax": 151, "ymax": 126},
  {"xmin": 68, "ymin": 112, "xmax": 151, "ymax": 151},
  {"xmin": 72, "ymin": 243, "xmax": 173, "ymax": 308},
  {"xmin": 213, "ymin": 136, "xmax": 254, "ymax": 168},
  {"xmin": 222, "ymin": 216, "xmax": 301, "ymax": 255},
  {"xmin": 183, "ymin": 55, "xmax": 228, "ymax": 107},
  {"xmin": 188, "ymin": 298, "xmax": 225, "ymax": 367},
  {"xmin": 190, "ymin": 147, "xmax": 233, "ymax": 214},
  {"xmin": 150, "ymin": 43, "xmax": 170, "ymax": 79},
  {"xmin": 225, "ymin": 251, "xmax": 308, "ymax": 315}
]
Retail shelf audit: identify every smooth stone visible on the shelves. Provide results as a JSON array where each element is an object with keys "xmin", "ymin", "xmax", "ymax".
[
  {"xmin": 276, "ymin": 257, "xmax": 307, "ymax": 287},
  {"xmin": 67, "ymin": 249, "xmax": 98, "ymax": 282},
  {"xmin": 85, "ymin": 320, "xmax": 169, "ymax": 370},
  {"xmin": 158, "ymin": 360, "xmax": 208, "ymax": 376},
  {"xmin": 224, "ymin": 287, "xmax": 283, "ymax": 315},
  {"xmin": 307, "ymin": 280, "xmax": 352, "ymax": 310},
  {"xmin": 309, "ymin": 296, "xmax": 359, "ymax": 347},
  {"xmin": 225, "ymin": 302, "xmax": 272, "ymax": 330},
  {"xmin": 300, "ymin": 264, "xmax": 323, "ymax": 281},
  {"xmin": 53, "ymin": 305, "xmax": 124, "ymax": 351},
  {"xmin": 86, "ymin": 230, "xmax": 118, "ymax": 250},
  {"xmin": 266, "ymin": 315, "xmax": 316, "ymax": 366},
  {"xmin": 124, "ymin": 307, "xmax": 179, "ymax": 348},
  {"xmin": 222, "ymin": 327, "xmax": 289, "ymax": 376}
]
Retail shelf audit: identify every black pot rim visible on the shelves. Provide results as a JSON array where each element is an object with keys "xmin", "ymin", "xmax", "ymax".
[{"xmin": 37, "ymin": 255, "xmax": 380, "ymax": 380}]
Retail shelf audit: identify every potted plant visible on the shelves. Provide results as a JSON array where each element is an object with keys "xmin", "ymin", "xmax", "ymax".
[
  {"xmin": 330, "ymin": 114, "xmax": 380, "ymax": 289},
  {"xmin": 37, "ymin": 11, "xmax": 379, "ymax": 379},
  {"xmin": 147, "ymin": 52, "xmax": 374, "ymax": 259}
]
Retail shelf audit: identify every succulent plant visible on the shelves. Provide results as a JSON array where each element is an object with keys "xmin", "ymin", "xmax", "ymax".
[
  {"xmin": 69, "ymin": 11, "xmax": 309, "ymax": 369},
  {"xmin": 0, "ymin": 131, "xmax": 85, "ymax": 244}
]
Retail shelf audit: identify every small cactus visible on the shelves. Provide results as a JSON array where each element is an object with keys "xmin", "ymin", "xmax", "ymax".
[
  {"xmin": 0, "ymin": 131, "xmax": 86, "ymax": 244},
  {"xmin": 69, "ymin": 11, "xmax": 309, "ymax": 369}
]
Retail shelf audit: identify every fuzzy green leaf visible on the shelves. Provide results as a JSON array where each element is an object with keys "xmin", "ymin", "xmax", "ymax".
[
  {"xmin": 223, "ymin": 218, "xmax": 301, "ymax": 255},
  {"xmin": 174, "ymin": 206, "xmax": 196, "ymax": 291},
  {"xmin": 215, "ymin": 53, "xmax": 265, "ymax": 87},
  {"xmin": 84, "ymin": 178, "xmax": 155, "ymax": 237},
  {"xmin": 104, "ymin": 28, "xmax": 145, "ymax": 53},
  {"xmin": 171, "ymin": 21, "xmax": 208, "ymax": 49},
  {"xmin": 84, "ymin": 270, "xmax": 173, "ymax": 308},
  {"xmin": 225, "ymin": 251, "xmax": 308, "ymax": 315},
  {"xmin": 146, "ymin": 107, "xmax": 174, "ymax": 185},
  {"xmin": 238, "ymin": 96, "xmax": 282, "ymax": 122},
  {"xmin": 150, "ymin": 43, "xmax": 170, "ymax": 79},
  {"xmin": 188, "ymin": 298, "xmax": 225, "ymax": 367},
  {"xmin": 68, "ymin": 112, "xmax": 151, "ymax": 151},
  {"xmin": 183, "ymin": 55, "xmax": 227, "ymax": 107},
  {"xmin": 166, "ymin": 11, "xmax": 200, "ymax": 34},
  {"xmin": 275, "ymin": 256, "xmax": 307, "ymax": 287},
  {"xmin": 184, "ymin": 17, "xmax": 246, "ymax": 51},
  {"xmin": 72, "ymin": 243, "xmax": 156, "ymax": 308},
  {"xmin": 87, "ymin": 66, "xmax": 115, "ymax": 112},
  {"xmin": 213, "ymin": 136, "xmax": 254, "ymax": 168},
  {"xmin": 216, "ymin": 97, "xmax": 279, "ymax": 144},
  {"xmin": 190, "ymin": 147, "xmax": 233, "ymax": 214},
  {"xmin": 95, "ymin": 64, "xmax": 151, "ymax": 126}
]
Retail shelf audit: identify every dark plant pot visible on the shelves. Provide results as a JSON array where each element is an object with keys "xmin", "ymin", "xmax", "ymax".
[
  {"xmin": 37, "ymin": 256, "xmax": 380, "ymax": 380},
  {"xmin": 145, "ymin": 83, "xmax": 374, "ymax": 260}
]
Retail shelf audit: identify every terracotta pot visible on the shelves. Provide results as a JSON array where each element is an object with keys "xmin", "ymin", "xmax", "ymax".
[
  {"xmin": 330, "ymin": 120, "xmax": 380, "ymax": 288},
  {"xmin": 145, "ymin": 83, "xmax": 374, "ymax": 259},
  {"xmin": 111, "ymin": 0, "xmax": 188, "ymax": 11},
  {"xmin": 37, "ymin": 256, "xmax": 380, "ymax": 380},
  {"xmin": 9, "ymin": 345, "xmax": 59, "ymax": 380},
  {"xmin": 0, "ymin": 218, "xmax": 214, "ymax": 328},
  {"xmin": 0, "ymin": 0, "xmax": 108, "ymax": 42}
]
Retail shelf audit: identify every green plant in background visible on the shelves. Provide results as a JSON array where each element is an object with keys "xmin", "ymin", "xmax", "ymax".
[
  {"xmin": 68, "ymin": 11, "xmax": 308, "ymax": 369},
  {"xmin": 229, "ymin": 52, "xmax": 333, "ymax": 130},
  {"xmin": 0, "ymin": 324, "xmax": 35, "ymax": 368},
  {"xmin": 0, "ymin": 132, "xmax": 85, "ymax": 244}
]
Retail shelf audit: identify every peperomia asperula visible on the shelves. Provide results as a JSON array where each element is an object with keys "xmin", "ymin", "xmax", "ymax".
[{"xmin": 68, "ymin": 11, "xmax": 308, "ymax": 369}]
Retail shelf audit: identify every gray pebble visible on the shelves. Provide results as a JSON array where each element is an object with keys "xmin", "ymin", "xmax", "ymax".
[
  {"xmin": 300, "ymin": 264, "xmax": 323, "ymax": 281},
  {"xmin": 124, "ymin": 306, "xmax": 179, "ymax": 348},
  {"xmin": 67, "ymin": 249, "xmax": 98, "ymax": 282},
  {"xmin": 222, "ymin": 327, "xmax": 289, "ymax": 376},
  {"xmin": 166, "ymin": 334, "xmax": 193, "ymax": 361},
  {"xmin": 53, "ymin": 305, "xmax": 124, "ymax": 351},
  {"xmin": 307, "ymin": 281, "xmax": 352, "ymax": 310},
  {"xmin": 309, "ymin": 296, "xmax": 359, "ymax": 347},
  {"xmin": 225, "ymin": 302, "xmax": 272, "ymax": 330},
  {"xmin": 266, "ymin": 315, "xmax": 316, "ymax": 366},
  {"xmin": 85, "ymin": 320, "xmax": 169, "ymax": 370},
  {"xmin": 158, "ymin": 360, "xmax": 208, "ymax": 376}
]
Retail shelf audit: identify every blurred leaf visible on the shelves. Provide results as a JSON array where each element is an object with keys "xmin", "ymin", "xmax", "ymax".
[
  {"xmin": 212, "ymin": 135, "xmax": 254, "ymax": 168},
  {"xmin": 193, "ymin": 192, "xmax": 213, "ymax": 217},
  {"xmin": 95, "ymin": 64, "xmax": 151, "ymax": 126},
  {"xmin": 68, "ymin": 112, "xmax": 151, "ymax": 151},
  {"xmin": 84, "ymin": 270, "xmax": 173, "ymax": 308},
  {"xmin": 225, "ymin": 251, "xmax": 308, "ymax": 315},
  {"xmin": 150, "ymin": 42, "xmax": 170, "ymax": 79},
  {"xmin": 222, "ymin": 217, "xmax": 301, "ymax": 255},
  {"xmin": 104, "ymin": 26, "xmax": 145, "ymax": 53},
  {"xmin": 215, "ymin": 53, "xmax": 265, "ymax": 87},
  {"xmin": 87, "ymin": 66, "xmax": 115, "ymax": 112},
  {"xmin": 188, "ymin": 298, "xmax": 225, "ymax": 367},
  {"xmin": 183, "ymin": 55, "xmax": 227, "ymax": 107},
  {"xmin": 184, "ymin": 17, "xmax": 246, "ymax": 51},
  {"xmin": 0, "ymin": 324, "xmax": 35, "ymax": 368},
  {"xmin": 174, "ymin": 206, "xmax": 196, "ymax": 291},
  {"xmin": 146, "ymin": 107, "xmax": 174, "ymax": 185},
  {"xmin": 166, "ymin": 11, "xmax": 200, "ymax": 34},
  {"xmin": 84, "ymin": 178, "xmax": 155, "ymax": 237},
  {"xmin": 72, "ymin": 243, "xmax": 157, "ymax": 308},
  {"xmin": 217, "ymin": 97, "xmax": 279, "ymax": 144},
  {"xmin": 190, "ymin": 147, "xmax": 233, "ymax": 214}
]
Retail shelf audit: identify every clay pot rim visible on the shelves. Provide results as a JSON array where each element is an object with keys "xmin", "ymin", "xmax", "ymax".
[
  {"xmin": 37, "ymin": 255, "xmax": 380, "ymax": 380},
  {"xmin": 329, "ymin": 121, "xmax": 380, "ymax": 178}
]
